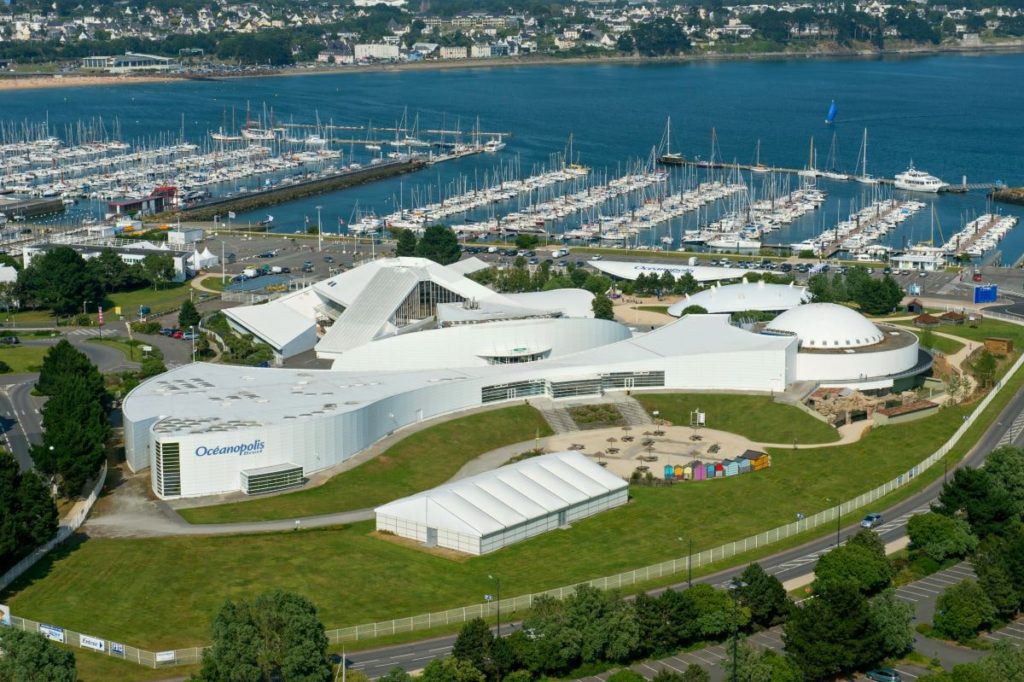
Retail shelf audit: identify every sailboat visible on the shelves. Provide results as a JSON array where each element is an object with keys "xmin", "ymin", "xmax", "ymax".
[
  {"xmin": 825, "ymin": 99, "xmax": 838, "ymax": 125},
  {"xmin": 751, "ymin": 139, "xmax": 769, "ymax": 173},
  {"xmin": 854, "ymin": 128, "xmax": 877, "ymax": 185},
  {"xmin": 797, "ymin": 137, "xmax": 818, "ymax": 179},
  {"xmin": 657, "ymin": 116, "xmax": 685, "ymax": 165},
  {"xmin": 821, "ymin": 132, "xmax": 849, "ymax": 181}
]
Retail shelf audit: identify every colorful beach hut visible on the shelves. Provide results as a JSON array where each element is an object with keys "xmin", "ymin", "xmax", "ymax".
[
  {"xmin": 663, "ymin": 465, "xmax": 675, "ymax": 480},
  {"xmin": 674, "ymin": 464, "xmax": 685, "ymax": 479},
  {"xmin": 690, "ymin": 460, "xmax": 705, "ymax": 481},
  {"xmin": 723, "ymin": 459, "xmax": 740, "ymax": 477},
  {"xmin": 706, "ymin": 462, "xmax": 717, "ymax": 479},
  {"xmin": 737, "ymin": 457, "xmax": 752, "ymax": 474},
  {"xmin": 713, "ymin": 462, "xmax": 725, "ymax": 478},
  {"xmin": 740, "ymin": 450, "xmax": 771, "ymax": 471},
  {"xmin": 681, "ymin": 463, "xmax": 692, "ymax": 480}
]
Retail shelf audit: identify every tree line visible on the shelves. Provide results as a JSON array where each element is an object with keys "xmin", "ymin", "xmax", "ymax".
[
  {"xmin": 14, "ymin": 246, "xmax": 176, "ymax": 317},
  {"xmin": 807, "ymin": 265, "xmax": 903, "ymax": 315},
  {"xmin": 31, "ymin": 340, "xmax": 110, "ymax": 496}
]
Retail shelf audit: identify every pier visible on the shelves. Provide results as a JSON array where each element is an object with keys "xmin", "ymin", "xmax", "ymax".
[
  {"xmin": 178, "ymin": 159, "xmax": 426, "ymax": 221},
  {"xmin": 656, "ymin": 157, "xmax": 1003, "ymax": 194}
]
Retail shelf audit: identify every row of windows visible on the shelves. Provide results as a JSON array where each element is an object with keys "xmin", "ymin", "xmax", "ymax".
[
  {"xmin": 481, "ymin": 372, "xmax": 667, "ymax": 403},
  {"xmin": 242, "ymin": 466, "xmax": 304, "ymax": 495},
  {"xmin": 155, "ymin": 441, "xmax": 181, "ymax": 497}
]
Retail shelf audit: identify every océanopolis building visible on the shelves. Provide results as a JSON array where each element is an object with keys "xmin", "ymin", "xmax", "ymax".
[{"xmin": 122, "ymin": 262, "xmax": 930, "ymax": 500}]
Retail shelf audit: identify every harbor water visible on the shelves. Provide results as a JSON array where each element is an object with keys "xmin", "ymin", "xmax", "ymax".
[{"xmin": 2, "ymin": 53, "xmax": 1023, "ymax": 262}]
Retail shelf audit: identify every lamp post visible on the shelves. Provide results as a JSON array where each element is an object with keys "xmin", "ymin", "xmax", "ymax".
[
  {"xmin": 678, "ymin": 536, "xmax": 693, "ymax": 587},
  {"xmin": 316, "ymin": 205, "xmax": 323, "ymax": 253},
  {"xmin": 488, "ymin": 574, "xmax": 501, "ymax": 637},
  {"xmin": 190, "ymin": 325, "xmax": 196, "ymax": 363},
  {"xmin": 827, "ymin": 498, "xmax": 841, "ymax": 547},
  {"xmin": 727, "ymin": 579, "xmax": 747, "ymax": 682}
]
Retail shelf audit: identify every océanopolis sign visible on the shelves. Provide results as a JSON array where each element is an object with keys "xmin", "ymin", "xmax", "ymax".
[{"xmin": 194, "ymin": 439, "xmax": 266, "ymax": 458}]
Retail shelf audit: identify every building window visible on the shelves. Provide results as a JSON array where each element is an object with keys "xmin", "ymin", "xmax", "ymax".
[{"xmin": 155, "ymin": 441, "xmax": 181, "ymax": 497}]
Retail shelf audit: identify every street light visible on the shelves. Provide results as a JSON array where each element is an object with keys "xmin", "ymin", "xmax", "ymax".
[
  {"xmin": 827, "ymin": 497, "xmax": 841, "ymax": 547},
  {"xmin": 678, "ymin": 536, "xmax": 693, "ymax": 587},
  {"xmin": 190, "ymin": 325, "xmax": 196, "ymax": 363},
  {"xmin": 488, "ymin": 574, "xmax": 501, "ymax": 637},
  {"xmin": 727, "ymin": 579, "xmax": 748, "ymax": 682},
  {"xmin": 316, "ymin": 205, "xmax": 323, "ymax": 253}
]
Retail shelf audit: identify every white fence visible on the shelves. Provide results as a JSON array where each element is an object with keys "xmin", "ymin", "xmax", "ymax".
[
  {"xmin": 0, "ymin": 463, "xmax": 107, "ymax": 593},
  {"xmin": 6, "ymin": 317, "xmax": 1024, "ymax": 668}
]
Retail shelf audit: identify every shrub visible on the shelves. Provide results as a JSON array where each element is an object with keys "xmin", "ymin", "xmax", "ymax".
[{"xmin": 933, "ymin": 580, "xmax": 996, "ymax": 643}]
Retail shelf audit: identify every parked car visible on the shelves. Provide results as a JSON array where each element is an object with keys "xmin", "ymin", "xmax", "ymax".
[
  {"xmin": 866, "ymin": 669, "xmax": 903, "ymax": 682},
  {"xmin": 171, "ymin": 330, "xmax": 184, "ymax": 339},
  {"xmin": 861, "ymin": 513, "xmax": 883, "ymax": 528},
  {"xmin": 258, "ymin": 251, "xmax": 275, "ymax": 258},
  {"xmin": 590, "ymin": 254, "xmax": 602, "ymax": 261},
  {"xmin": 160, "ymin": 328, "xmax": 175, "ymax": 336},
  {"xmin": 181, "ymin": 331, "xmax": 198, "ymax": 341},
  {"xmin": 973, "ymin": 272, "xmax": 983, "ymax": 283},
  {"xmin": 323, "ymin": 255, "xmax": 335, "ymax": 263}
]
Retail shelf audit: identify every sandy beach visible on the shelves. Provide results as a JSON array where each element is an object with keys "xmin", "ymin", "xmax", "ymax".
[
  {"xmin": 0, "ymin": 39, "xmax": 1020, "ymax": 93},
  {"xmin": 0, "ymin": 73, "xmax": 177, "ymax": 91}
]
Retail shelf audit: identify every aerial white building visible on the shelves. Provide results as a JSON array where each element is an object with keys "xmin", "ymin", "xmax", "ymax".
[
  {"xmin": 224, "ymin": 257, "xmax": 595, "ymax": 363},
  {"xmin": 375, "ymin": 451, "xmax": 628, "ymax": 555},
  {"xmin": 667, "ymin": 281, "xmax": 811, "ymax": 316},
  {"xmin": 763, "ymin": 303, "xmax": 927, "ymax": 391},
  {"xmin": 589, "ymin": 260, "xmax": 767, "ymax": 284},
  {"xmin": 123, "ymin": 276, "xmax": 929, "ymax": 500}
]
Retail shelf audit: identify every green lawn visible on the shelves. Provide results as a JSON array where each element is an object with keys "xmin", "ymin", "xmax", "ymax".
[
  {"xmin": 926, "ymin": 334, "xmax": 967, "ymax": 356},
  {"xmin": 0, "ymin": 345, "xmax": 48, "ymax": 373},
  {"xmin": 636, "ymin": 394, "xmax": 839, "ymax": 444},
  {"xmin": 636, "ymin": 306, "xmax": 671, "ymax": 315},
  {"xmin": 102, "ymin": 283, "xmax": 193, "ymax": 319},
  {"xmin": 941, "ymin": 318, "xmax": 1024, "ymax": 350},
  {"xmin": 4, "ymin": 396, "xmax": 977, "ymax": 650},
  {"xmin": 85, "ymin": 336, "xmax": 143, "ymax": 362},
  {"xmin": 73, "ymin": 648, "xmax": 199, "ymax": 682},
  {"xmin": 199, "ymin": 275, "xmax": 229, "ymax": 292},
  {"xmin": 179, "ymin": 405, "xmax": 554, "ymax": 524}
]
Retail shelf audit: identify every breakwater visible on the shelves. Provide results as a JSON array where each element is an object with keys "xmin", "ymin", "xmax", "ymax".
[
  {"xmin": 993, "ymin": 187, "xmax": 1024, "ymax": 207},
  {"xmin": 177, "ymin": 159, "xmax": 427, "ymax": 221}
]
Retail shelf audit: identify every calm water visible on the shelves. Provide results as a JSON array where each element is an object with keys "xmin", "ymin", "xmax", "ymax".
[{"xmin": 3, "ymin": 54, "xmax": 1023, "ymax": 261}]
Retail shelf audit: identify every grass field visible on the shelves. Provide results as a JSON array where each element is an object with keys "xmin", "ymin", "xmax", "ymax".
[
  {"xmin": 199, "ymin": 275, "xmax": 229, "ymax": 292},
  {"xmin": 636, "ymin": 394, "xmax": 839, "ymax": 444},
  {"xmin": 636, "ymin": 306, "xmax": 671, "ymax": 315},
  {"xmin": 3, "ymin": 393, "xmax": 977, "ymax": 650},
  {"xmin": 926, "ymin": 334, "xmax": 966, "ymax": 356},
  {"xmin": 0, "ymin": 344, "xmax": 48, "ymax": 373},
  {"xmin": 103, "ymin": 283, "xmax": 192, "ymax": 318},
  {"xmin": 73, "ymin": 649, "xmax": 199, "ymax": 682},
  {"xmin": 179, "ymin": 405, "xmax": 553, "ymax": 524},
  {"xmin": 85, "ymin": 336, "xmax": 142, "ymax": 361}
]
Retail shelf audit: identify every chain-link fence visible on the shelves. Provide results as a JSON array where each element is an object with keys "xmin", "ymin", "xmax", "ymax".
[{"xmin": 7, "ymin": 317, "xmax": 1023, "ymax": 668}]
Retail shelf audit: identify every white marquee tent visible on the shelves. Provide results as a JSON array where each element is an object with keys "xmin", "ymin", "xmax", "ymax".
[{"xmin": 375, "ymin": 451, "xmax": 628, "ymax": 555}]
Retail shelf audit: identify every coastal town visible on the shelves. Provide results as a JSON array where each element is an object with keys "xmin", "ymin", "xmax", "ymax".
[{"xmin": 0, "ymin": 0, "xmax": 1022, "ymax": 74}]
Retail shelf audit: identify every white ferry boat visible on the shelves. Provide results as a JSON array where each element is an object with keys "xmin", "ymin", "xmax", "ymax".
[{"xmin": 894, "ymin": 163, "xmax": 944, "ymax": 193}]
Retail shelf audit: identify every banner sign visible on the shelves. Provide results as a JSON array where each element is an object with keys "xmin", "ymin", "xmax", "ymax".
[
  {"xmin": 39, "ymin": 623, "xmax": 66, "ymax": 643},
  {"xmin": 0, "ymin": 604, "xmax": 10, "ymax": 626},
  {"xmin": 974, "ymin": 284, "xmax": 998, "ymax": 304},
  {"xmin": 110, "ymin": 642, "xmax": 126, "ymax": 657},
  {"xmin": 80, "ymin": 634, "xmax": 106, "ymax": 652},
  {"xmin": 156, "ymin": 651, "xmax": 176, "ymax": 663}
]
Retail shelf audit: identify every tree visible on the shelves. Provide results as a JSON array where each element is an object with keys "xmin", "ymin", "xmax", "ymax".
[
  {"xmin": 0, "ymin": 451, "xmax": 58, "ymax": 572},
  {"xmin": 736, "ymin": 563, "xmax": 790, "ymax": 627},
  {"xmin": 415, "ymin": 225, "xmax": 461, "ymax": 265},
  {"xmin": 907, "ymin": 512, "xmax": 978, "ymax": 563},
  {"xmin": 813, "ymin": 537, "xmax": 894, "ymax": 595},
  {"xmin": 869, "ymin": 589, "xmax": 915, "ymax": 658},
  {"xmin": 973, "ymin": 535, "xmax": 1022, "ymax": 619},
  {"xmin": 592, "ymin": 292, "xmax": 614, "ymax": 320},
  {"xmin": 88, "ymin": 247, "xmax": 134, "ymax": 293},
  {"xmin": 680, "ymin": 305, "xmax": 707, "ymax": 315},
  {"xmin": 933, "ymin": 580, "xmax": 996, "ymax": 642},
  {"xmin": 936, "ymin": 467, "xmax": 1016, "ymax": 538},
  {"xmin": 973, "ymin": 349, "xmax": 998, "ymax": 388},
  {"xmin": 196, "ymin": 590, "xmax": 332, "ymax": 682},
  {"xmin": 16, "ymin": 246, "xmax": 101, "ymax": 315},
  {"xmin": 178, "ymin": 299, "xmax": 201, "ymax": 329},
  {"xmin": 395, "ymin": 229, "xmax": 418, "ymax": 257},
  {"xmin": 452, "ymin": 618, "xmax": 494, "ymax": 679},
  {"xmin": 377, "ymin": 667, "xmax": 413, "ymax": 682},
  {"xmin": 419, "ymin": 656, "xmax": 486, "ymax": 682},
  {"xmin": 141, "ymin": 253, "xmax": 176, "ymax": 290},
  {"xmin": 515, "ymin": 233, "xmax": 539, "ymax": 249},
  {"xmin": 722, "ymin": 639, "xmax": 800, "ymax": 682},
  {"xmin": 0, "ymin": 628, "xmax": 76, "ymax": 682},
  {"xmin": 683, "ymin": 584, "xmax": 749, "ymax": 640},
  {"xmin": 983, "ymin": 447, "xmax": 1024, "ymax": 515},
  {"xmin": 784, "ymin": 580, "xmax": 883, "ymax": 680},
  {"xmin": 607, "ymin": 671, "xmax": 645, "ymax": 682}
]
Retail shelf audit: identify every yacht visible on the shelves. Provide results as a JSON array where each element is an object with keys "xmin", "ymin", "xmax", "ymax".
[
  {"xmin": 894, "ymin": 163, "xmax": 944, "ymax": 193},
  {"xmin": 706, "ymin": 234, "xmax": 762, "ymax": 250}
]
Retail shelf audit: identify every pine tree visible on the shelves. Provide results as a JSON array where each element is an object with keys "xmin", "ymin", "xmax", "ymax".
[{"xmin": 178, "ymin": 299, "xmax": 201, "ymax": 329}]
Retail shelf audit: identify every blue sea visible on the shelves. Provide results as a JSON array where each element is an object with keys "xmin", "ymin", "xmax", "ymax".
[{"xmin": 3, "ymin": 53, "xmax": 1023, "ymax": 261}]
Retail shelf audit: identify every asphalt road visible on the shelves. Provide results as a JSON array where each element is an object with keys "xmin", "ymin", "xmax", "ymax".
[
  {"xmin": 0, "ymin": 334, "xmax": 140, "ymax": 471},
  {"xmin": 342, "ymin": 382, "xmax": 1024, "ymax": 679}
]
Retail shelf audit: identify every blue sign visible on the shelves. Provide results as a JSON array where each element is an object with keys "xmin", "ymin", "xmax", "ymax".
[
  {"xmin": 111, "ymin": 642, "xmax": 126, "ymax": 657},
  {"xmin": 194, "ymin": 440, "xmax": 265, "ymax": 457},
  {"xmin": 974, "ymin": 285, "xmax": 998, "ymax": 304}
]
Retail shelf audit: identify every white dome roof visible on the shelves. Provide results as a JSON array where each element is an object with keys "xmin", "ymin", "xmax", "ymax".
[
  {"xmin": 667, "ymin": 281, "xmax": 810, "ymax": 316},
  {"xmin": 765, "ymin": 303, "xmax": 884, "ymax": 349}
]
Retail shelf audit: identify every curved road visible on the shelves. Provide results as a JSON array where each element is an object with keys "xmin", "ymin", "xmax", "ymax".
[{"xmin": 340, "ymin": 383, "xmax": 1024, "ymax": 678}]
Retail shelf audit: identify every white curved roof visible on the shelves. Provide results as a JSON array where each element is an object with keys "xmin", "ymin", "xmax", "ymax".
[
  {"xmin": 667, "ymin": 281, "xmax": 810, "ymax": 316},
  {"xmin": 765, "ymin": 303, "xmax": 884, "ymax": 349},
  {"xmin": 590, "ymin": 260, "xmax": 767, "ymax": 283},
  {"xmin": 374, "ymin": 451, "xmax": 627, "ymax": 538}
]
